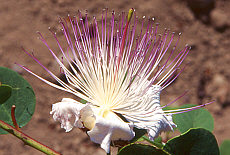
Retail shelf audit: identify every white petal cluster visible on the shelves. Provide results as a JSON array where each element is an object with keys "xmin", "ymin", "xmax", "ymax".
[
  {"xmin": 51, "ymin": 98, "xmax": 135, "ymax": 153},
  {"xmin": 50, "ymin": 84, "xmax": 175, "ymax": 152}
]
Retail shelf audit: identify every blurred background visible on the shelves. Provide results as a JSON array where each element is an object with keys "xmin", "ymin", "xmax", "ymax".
[{"xmin": 0, "ymin": 0, "xmax": 229, "ymax": 154}]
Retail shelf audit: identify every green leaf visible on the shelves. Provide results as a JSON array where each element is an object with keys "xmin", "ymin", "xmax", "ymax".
[
  {"xmin": 163, "ymin": 128, "xmax": 219, "ymax": 155},
  {"xmin": 136, "ymin": 136, "xmax": 163, "ymax": 149},
  {"xmin": 166, "ymin": 104, "xmax": 214, "ymax": 133},
  {"xmin": 220, "ymin": 140, "xmax": 230, "ymax": 155},
  {"xmin": 0, "ymin": 67, "xmax": 36, "ymax": 134},
  {"xmin": 118, "ymin": 143, "xmax": 168, "ymax": 155},
  {"xmin": 142, "ymin": 136, "xmax": 164, "ymax": 149},
  {"xmin": 0, "ymin": 84, "xmax": 12, "ymax": 104}
]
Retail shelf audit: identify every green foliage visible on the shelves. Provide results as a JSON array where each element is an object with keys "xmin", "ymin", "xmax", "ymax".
[
  {"xmin": 163, "ymin": 128, "xmax": 219, "ymax": 155},
  {"xmin": 0, "ymin": 67, "xmax": 36, "ymax": 134},
  {"xmin": 118, "ymin": 143, "xmax": 168, "ymax": 155},
  {"xmin": 0, "ymin": 84, "xmax": 12, "ymax": 104},
  {"xmin": 165, "ymin": 104, "xmax": 214, "ymax": 133},
  {"xmin": 136, "ymin": 136, "xmax": 163, "ymax": 149},
  {"xmin": 122, "ymin": 128, "xmax": 219, "ymax": 155},
  {"xmin": 220, "ymin": 140, "xmax": 230, "ymax": 155},
  {"xmin": 144, "ymin": 136, "xmax": 163, "ymax": 149}
]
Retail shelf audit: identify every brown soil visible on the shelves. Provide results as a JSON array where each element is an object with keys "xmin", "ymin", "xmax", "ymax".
[{"xmin": 0, "ymin": 0, "xmax": 230, "ymax": 154}]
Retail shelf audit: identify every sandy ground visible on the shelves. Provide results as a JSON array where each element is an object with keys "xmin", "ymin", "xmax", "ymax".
[{"xmin": 0, "ymin": 0, "xmax": 230, "ymax": 154}]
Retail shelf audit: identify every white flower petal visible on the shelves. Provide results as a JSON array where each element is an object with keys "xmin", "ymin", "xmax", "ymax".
[
  {"xmin": 50, "ymin": 98, "xmax": 135, "ymax": 153},
  {"xmin": 87, "ymin": 110, "xmax": 135, "ymax": 153},
  {"xmin": 50, "ymin": 98, "xmax": 86, "ymax": 132}
]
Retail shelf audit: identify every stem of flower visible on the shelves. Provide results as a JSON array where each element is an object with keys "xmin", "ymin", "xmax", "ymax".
[
  {"xmin": 0, "ymin": 108, "xmax": 61, "ymax": 155},
  {"xmin": 11, "ymin": 105, "xmax": 20, "ymax": 130}
]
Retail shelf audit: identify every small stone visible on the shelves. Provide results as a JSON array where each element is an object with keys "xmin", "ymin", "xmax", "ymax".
[
  {"xmin": 187, "ymin": 0, "xmax": 215, "ymax": 23},
  {"xmin": 210, "ymin": 9, "xmax": 229, "ymax": 32},
  {"xmin": 206, "ymin": 74, "xmax": 229, "ymax": 107}
]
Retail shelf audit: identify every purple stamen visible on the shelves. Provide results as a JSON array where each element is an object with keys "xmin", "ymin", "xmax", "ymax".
[
  {"xmin": 165, "ymin": 101, "xmax": 215, "ymax": 115},
  {"xmin": 18, "ymin": 10, "xmax": 212, "ymax": 120},
  {"xmin": 161, "ymin": 91, "xmax": 189, "ymax": 109}
]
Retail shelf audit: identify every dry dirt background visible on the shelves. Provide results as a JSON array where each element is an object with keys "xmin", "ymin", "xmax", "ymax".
[{"xmin": 0, "ymin": 0, "xmax": 230, "ymax": 154}]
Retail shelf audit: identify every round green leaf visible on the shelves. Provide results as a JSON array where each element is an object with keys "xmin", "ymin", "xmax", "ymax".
[
  {"xmin": 220, "ymin": 140, "xmax": 230, "ymax": 155},
  {"xmin": 0, "ymin": 67, "xmax": 36, "ymax": 134},
  {"xmin": 0, "ymin": 84, "xmax": 12, "ymax": 104},
  {"xmin": 163, "ymin": 128, "xmax": 219, "ymax": 155},
  {"xmin": 171, "ymin": 104, "xmax": 214, "ymax": 133},
  {"xmin": 118, "ymin": 143, "xmax": 168, "ymax": 155}
]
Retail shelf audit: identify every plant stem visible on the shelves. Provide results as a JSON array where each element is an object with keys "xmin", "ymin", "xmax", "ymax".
[
  {"xmin": 0, "ymin": 120, "xmax": 61, "ymax": 155},
  {"xmin": 11, "ymin": 105, "xmax": 20, "ymax": 130}
]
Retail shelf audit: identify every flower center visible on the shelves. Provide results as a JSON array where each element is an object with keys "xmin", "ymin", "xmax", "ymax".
[{"xmin": 99, "ymin": 107, "xmax": 111, "ymax": 118}]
